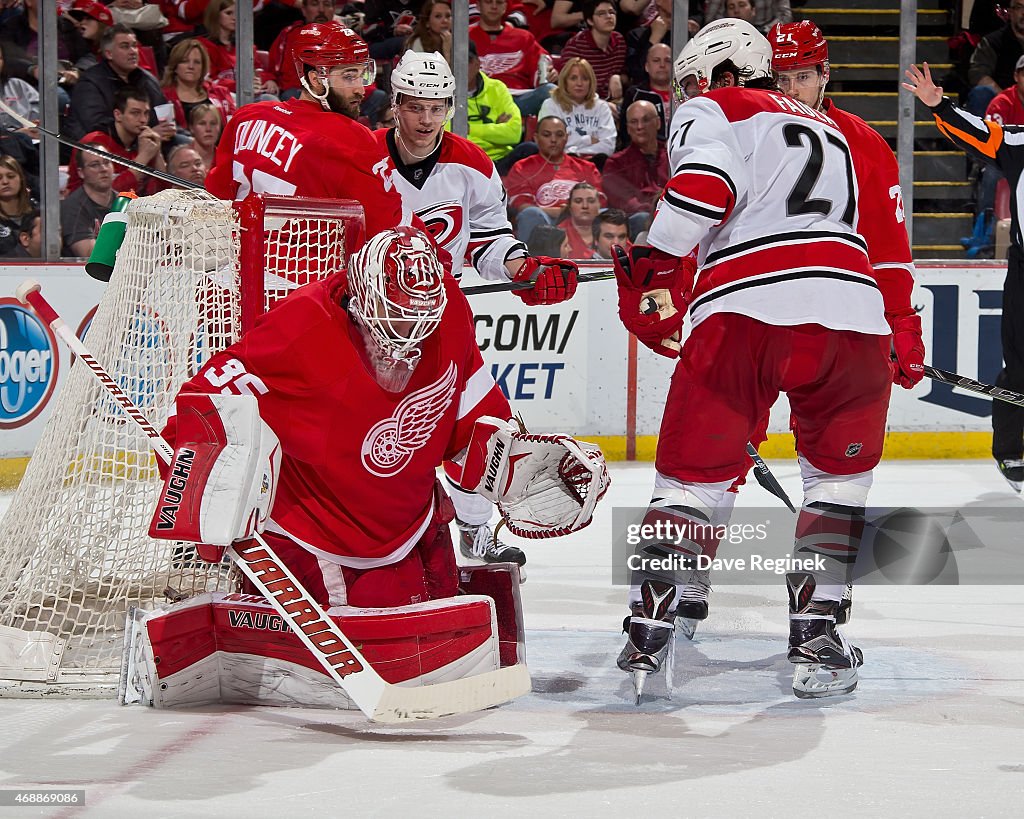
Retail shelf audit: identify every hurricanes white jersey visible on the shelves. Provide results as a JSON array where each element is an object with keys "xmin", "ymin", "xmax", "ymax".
[
  {"xmin": 646, "ymin": 87, "xmax": 890, "ymax": 336},
  {"xmin": 377, "ymin": 129, "xmax": 527, "ymax": 281}
]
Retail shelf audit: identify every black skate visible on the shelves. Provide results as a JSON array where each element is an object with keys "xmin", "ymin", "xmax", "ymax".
[
  {"xmin": 675, "ymin": 569, "xmax": 711, "ymax": 639},
  {"xmin": 617, "ymin": 579, "xmax": 677, "ymax": 704},
  {"xmin": 457, "ymin": 519, "xmax": 526, "ymax": 568},
  {"xmin": 996, "ymin": 458, "xmax": 1024, "ymax": 493},
  {"xmin": 787, "ymin": 573, "xmax": 863, "ymax": 699}
]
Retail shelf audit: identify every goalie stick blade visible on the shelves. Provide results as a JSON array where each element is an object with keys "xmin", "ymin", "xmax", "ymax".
[{"xmin": 371, "ymin": 663, "xmax": 532, "ymax": 723}]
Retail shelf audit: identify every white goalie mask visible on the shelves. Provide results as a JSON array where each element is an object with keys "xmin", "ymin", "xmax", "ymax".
[
  {"xmin": 347, "ymin": 227, "xmax": 447, "ymax": 391},
  {"xmin": 673, "ymin": 18, "xmax": 773, "ymax": 100}
]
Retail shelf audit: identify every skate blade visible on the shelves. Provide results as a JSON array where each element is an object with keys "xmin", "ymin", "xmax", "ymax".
[
  {"xmin": 792, "ymin": 664, "xmax": 859, "ymax": 699},
  {"xmin": 676, "ymin": 617, "xmax": 701, "ymax": 640},
  {"xmin": 632, "ymin": 669, "xmax": 649, "ymax": 705}
]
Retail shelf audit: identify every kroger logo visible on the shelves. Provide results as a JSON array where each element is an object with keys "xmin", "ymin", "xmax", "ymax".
[{"xmin": 0, "ymin": 299, "xmax": 59, "ymax": 429}]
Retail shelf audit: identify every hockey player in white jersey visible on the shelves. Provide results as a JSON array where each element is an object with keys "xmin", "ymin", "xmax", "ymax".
[
  {"xmin": 376, "ymin": 50, "xmax": 580, "ymax": 569},
  {"xmin": 614, "ymin": 19, "xmax": 910, "ymax": 701}
]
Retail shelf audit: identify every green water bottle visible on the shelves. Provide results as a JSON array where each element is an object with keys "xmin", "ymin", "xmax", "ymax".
[{"xmin": 86, "ymin": 191, "xmax": 137, "ymax": 282}]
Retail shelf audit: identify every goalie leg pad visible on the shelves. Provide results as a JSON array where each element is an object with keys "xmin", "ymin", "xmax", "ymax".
[
  {"xmin": 122, "ymin": 591, "xmax": 505, "ymax": 709},
  {"xmin": 149, "ymin": 393, "xmax": 281, "ymax": 548},
  {"xmin": 459, "ymin": 564, "xmax": 526, "ymax": 667}
]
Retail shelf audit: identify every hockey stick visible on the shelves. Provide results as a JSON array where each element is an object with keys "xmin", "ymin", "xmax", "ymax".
[
  {"xmin": 461, "ymin": 269, "xmax": 614, "ymax": 295},
  {"xmin": 0, "ymin": 98, "xmax": 199, "ymax": 190},
  {"xmin": 924, "ymin": 364, "xmax": 1024, "ymax": 408},
  {"xmin": 16, "ymin": 279, "xmax": 530, "ymax": 723}
]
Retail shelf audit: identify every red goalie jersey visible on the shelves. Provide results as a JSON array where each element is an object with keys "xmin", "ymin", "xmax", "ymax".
[
  {"xmin": 164, "ymin": 274, "xmax": 511, "ymax": 568},
  {"xmin": 206, "ymin": 98, "xmax": 411, "ymax": 237}
]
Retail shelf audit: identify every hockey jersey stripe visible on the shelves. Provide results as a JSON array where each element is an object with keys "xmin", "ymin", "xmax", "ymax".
[
  {"xmin": 457, "ymin": 364, "xmax": 499, "ymax": 421},
  {"xmin": 662, "ymin": 188, "xmax": 729, "ymax": 221},
  {"xmin": 704, "ymin": 230, "xmax": 867, "ymax": 266},
  {"xmin": 470, "ymin": 227, "xmax": 517, "ymax": 239},
  {"xmin": 673, "ymin": 162, "xmax": 738, "ymax": 199},
  {"xmin": 691, "ymin": 267, "xmax": 880, "ymax": 314}
]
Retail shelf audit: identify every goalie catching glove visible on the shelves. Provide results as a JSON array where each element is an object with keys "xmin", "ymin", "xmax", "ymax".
[
  {"xmin": 512, "ymin": 255, "xmax": 579, "ymax": 305},
  {"xmin": 149, "ymin": 393, "xmax": 281, "ymax": 559},
  {"xmin": 455, "ymin": 416, "xmax": 611, "ymax": 538},
  {"xmin": 613, "ymin": 244, "xmax": 696, "ymax": 358}
]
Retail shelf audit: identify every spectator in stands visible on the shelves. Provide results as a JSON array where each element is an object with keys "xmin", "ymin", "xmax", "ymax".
[
  {"xmin": 268, "ymin": 0, "xmax": 336, "ymax": 101},
  {"xmin": 363, "ymin": 0, "xmax": 420, "ymax": 61},
  {"xmin": 199, "ymin": 0, "xmax": 279, "ymax": 98},
  {"xmin": 0, "ymin": 130, "xmax": 38, "ymax": 194},
  {"xmin": 968, "ymin": 1, "xmax": 1024, "ymax": 115},
  {"xmin": 505, "ymin": 114, "xmax": 605, "ymax": 242},
  {"xmin": 557, "ymin": 181, "xmax": 599, "ymax": 259},
  {"xmin": 550, "ymin": 0, "xmax": 586, "ymax": 38},
  {"xmin": 161, "ymin": 39, "xmax": 236, "ymax": 131},
  {"xmin": 471, "ymin": 0, "xmax": 557, "ymax": 116},
  {"xmin": 11, "ymin": 209, "xmax": 41, "ymax": 258},
  {"xmin": 66, "ymin": 0, "xmax": 113, "ymax": 73},
  {"xmin": 68, "ymin": 23, "xmax": 169, "ymax": 140},
  {"xmin": 601, "ymin": 99, "xmax": 667, "ymax": 236},
  {"xmin": 406, "ymin": 0, "xmax": 453, "ymax": 66},
  {"xmin": 538, "ymin": 57, "xmax": 616, "ymax": 168},
  {"xmin": 591, "ymin": 206, "xmax": 629, "ymax": 259},
  {"xmin": 67, "ymin": 88, "xmax": 168, "ymax": 196},
  {"xmin": 188, "ymin": 103, "xmax": 223, "ymax": 172},
  {"xmin": 466, "ymin": 41, "xmax": 538, "ymax": 176},
  {"xmin": 0, "ymin": 41, "xmax": 38, "ymax": 132},
  {"xmin": 625, "ymin": 0, "xmax": 672, "ymax": 85},
  {"xmin": 167, "ymin": 143, "xmax": 208, "ymax": 187},
  {"xmin": 60, "ymin": 148, "xmax": 114, "ymax": 257},
  {"xmin": 0, "ymin": 155, "xmax": 36, "ymax": 257},
  {"xmin": 703, "ymin": 0, "xmax": 791, "ymax": 34},
  {"xmin": 619, "ymin": 40, "xmax": 669, "ymax": 145},
  {"xmin": 374, "ymin": 96, "xmax": 396, "ymax": 129},
  {"xmin": 557, "ymin": 0, "xmax": 625, "ymax": 103},
  {"xmin": 0, "ymin": 0, "xmax": 88, "ymax": 84}
]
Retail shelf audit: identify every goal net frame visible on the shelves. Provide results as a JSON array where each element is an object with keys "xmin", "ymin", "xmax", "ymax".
[{"xmin": 0, "ymin": 190, "xmax": 365, "ymax": 697}]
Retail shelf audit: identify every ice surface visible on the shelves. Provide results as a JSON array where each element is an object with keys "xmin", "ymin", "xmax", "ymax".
[{"xmin": 0, "ymin": 460, "xmax": 1022, "ymax": 818}]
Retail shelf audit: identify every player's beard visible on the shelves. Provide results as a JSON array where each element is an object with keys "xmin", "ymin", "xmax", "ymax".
[{"xmin": 326, "ymin": 87, "xmax": 363, "ymax": 120}]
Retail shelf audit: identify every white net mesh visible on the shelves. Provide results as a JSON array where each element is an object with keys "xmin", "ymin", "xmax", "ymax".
[{"xmin": 0, "ymin": 190, "xmax": 358, "ymax": 695}]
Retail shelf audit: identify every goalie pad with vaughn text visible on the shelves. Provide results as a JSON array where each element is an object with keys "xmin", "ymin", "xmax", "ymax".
[{"xmin": 149, "ymin": 393, "xmax": 281, "ymax": 548}]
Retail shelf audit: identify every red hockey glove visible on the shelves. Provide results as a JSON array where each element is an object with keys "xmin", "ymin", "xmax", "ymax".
[
  {"xmin": 613, "ymin": 244, "xmax": 694, "ymax": 358},
  {"xmin": 513, "ymin": 256, "xmax": 579, "ymax": 305},
  {"xmin": 889, "ymin": 311, "xmax": 925, "ymax": 388}
]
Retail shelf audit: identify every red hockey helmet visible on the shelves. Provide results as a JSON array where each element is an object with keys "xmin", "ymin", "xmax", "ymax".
[
  {"xmin": 769, "ymin": 21, "xmax": 830, "ymax": 84},
  {"xmin": 290, "ymin": 21, "xmax": 371, "ymax": 84}
]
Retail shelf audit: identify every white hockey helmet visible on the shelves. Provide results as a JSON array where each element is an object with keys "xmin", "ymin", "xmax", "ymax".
[
  {"xmin": 673, "ymin": 18, "xmax": 773, "ymax": 99},
  {"xmin": 347, "ymin": 226, "xmax": 448, "ymax": 363},
  {"xmin": 390, "ymin": 51, "xmax": 457, "ymax": 106}
]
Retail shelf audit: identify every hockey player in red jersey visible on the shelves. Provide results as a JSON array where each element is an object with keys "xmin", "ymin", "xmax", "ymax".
[
  {"xmin": 206, "ymin": 22, "xmax": 410, "ymax": 237},
  {"xmin": 614, "ymin": 19, "xmax": 924, "ymax": 701},
  {"xmin": 376, "ymin": 50, "xmax": 580, "ymax": 569},
  {"xmin": 133, "ymin": 227, "xmax": 609, "ymax": 708}
]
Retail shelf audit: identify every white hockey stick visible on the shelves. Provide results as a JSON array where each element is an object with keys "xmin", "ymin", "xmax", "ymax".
[{"xmin": 16, "ymin": 279, "xmax": 530, "ymax": 723}]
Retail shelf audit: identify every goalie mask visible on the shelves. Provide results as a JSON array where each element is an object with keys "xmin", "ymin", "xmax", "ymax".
[
  {"xmin": 673, "ymin": 18, "xmax": 773, "ymax": 101},
  {"xmin": 347, "ymin": 227, "xmax": 447, "ymax": 391}
]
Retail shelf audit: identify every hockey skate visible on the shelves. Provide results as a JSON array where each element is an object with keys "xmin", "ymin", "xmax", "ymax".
[
  {"xmin": 674, "ymin": 568, "xmax": 711, "ymax": 639},
  {"xmin": 996, "ymin": 458, "xmax": 1024, "ymax": 493},
  {"xmin": 617, "ymin": 579, "xmax": 677, "ymax": 704},
  {"xmin": 457, "ymin": 519, "xmax": 527, "ymax": 567},
  {"xmin": 787, "ymin": 573, "xmax": 862, "ymax": 699}
]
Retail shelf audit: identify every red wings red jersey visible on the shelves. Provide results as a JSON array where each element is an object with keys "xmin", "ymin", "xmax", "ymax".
[
  {"xmin": 165, "ymin": 274, "xmax": 511, "ymax": 568},
  {"xmin": 822, "ymin": 99, "xmax": 913, "ymax": 272},
  {"xmin": 206, "ymin": 98, "xmax": 409, "ymax": 237},
  {"xmin": 469, "ymin": 23, "xmax": 546, "ymax": 91},
  {"xmin": 504, "ymin": 153, "xmax": 606, "ymax": 212},
  {"xmin": 648, "ymin": 88, "xmax": 889, "ymax": 335},
  {"xmin": 985, "ymin": 87, "xmax": 1024, "ymax": 126}
]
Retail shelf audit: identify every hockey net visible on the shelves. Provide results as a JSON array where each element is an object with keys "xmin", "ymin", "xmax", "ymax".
[{"xmin": 0, "ymin": 189, "xmax": 364, "ymax": 696}]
